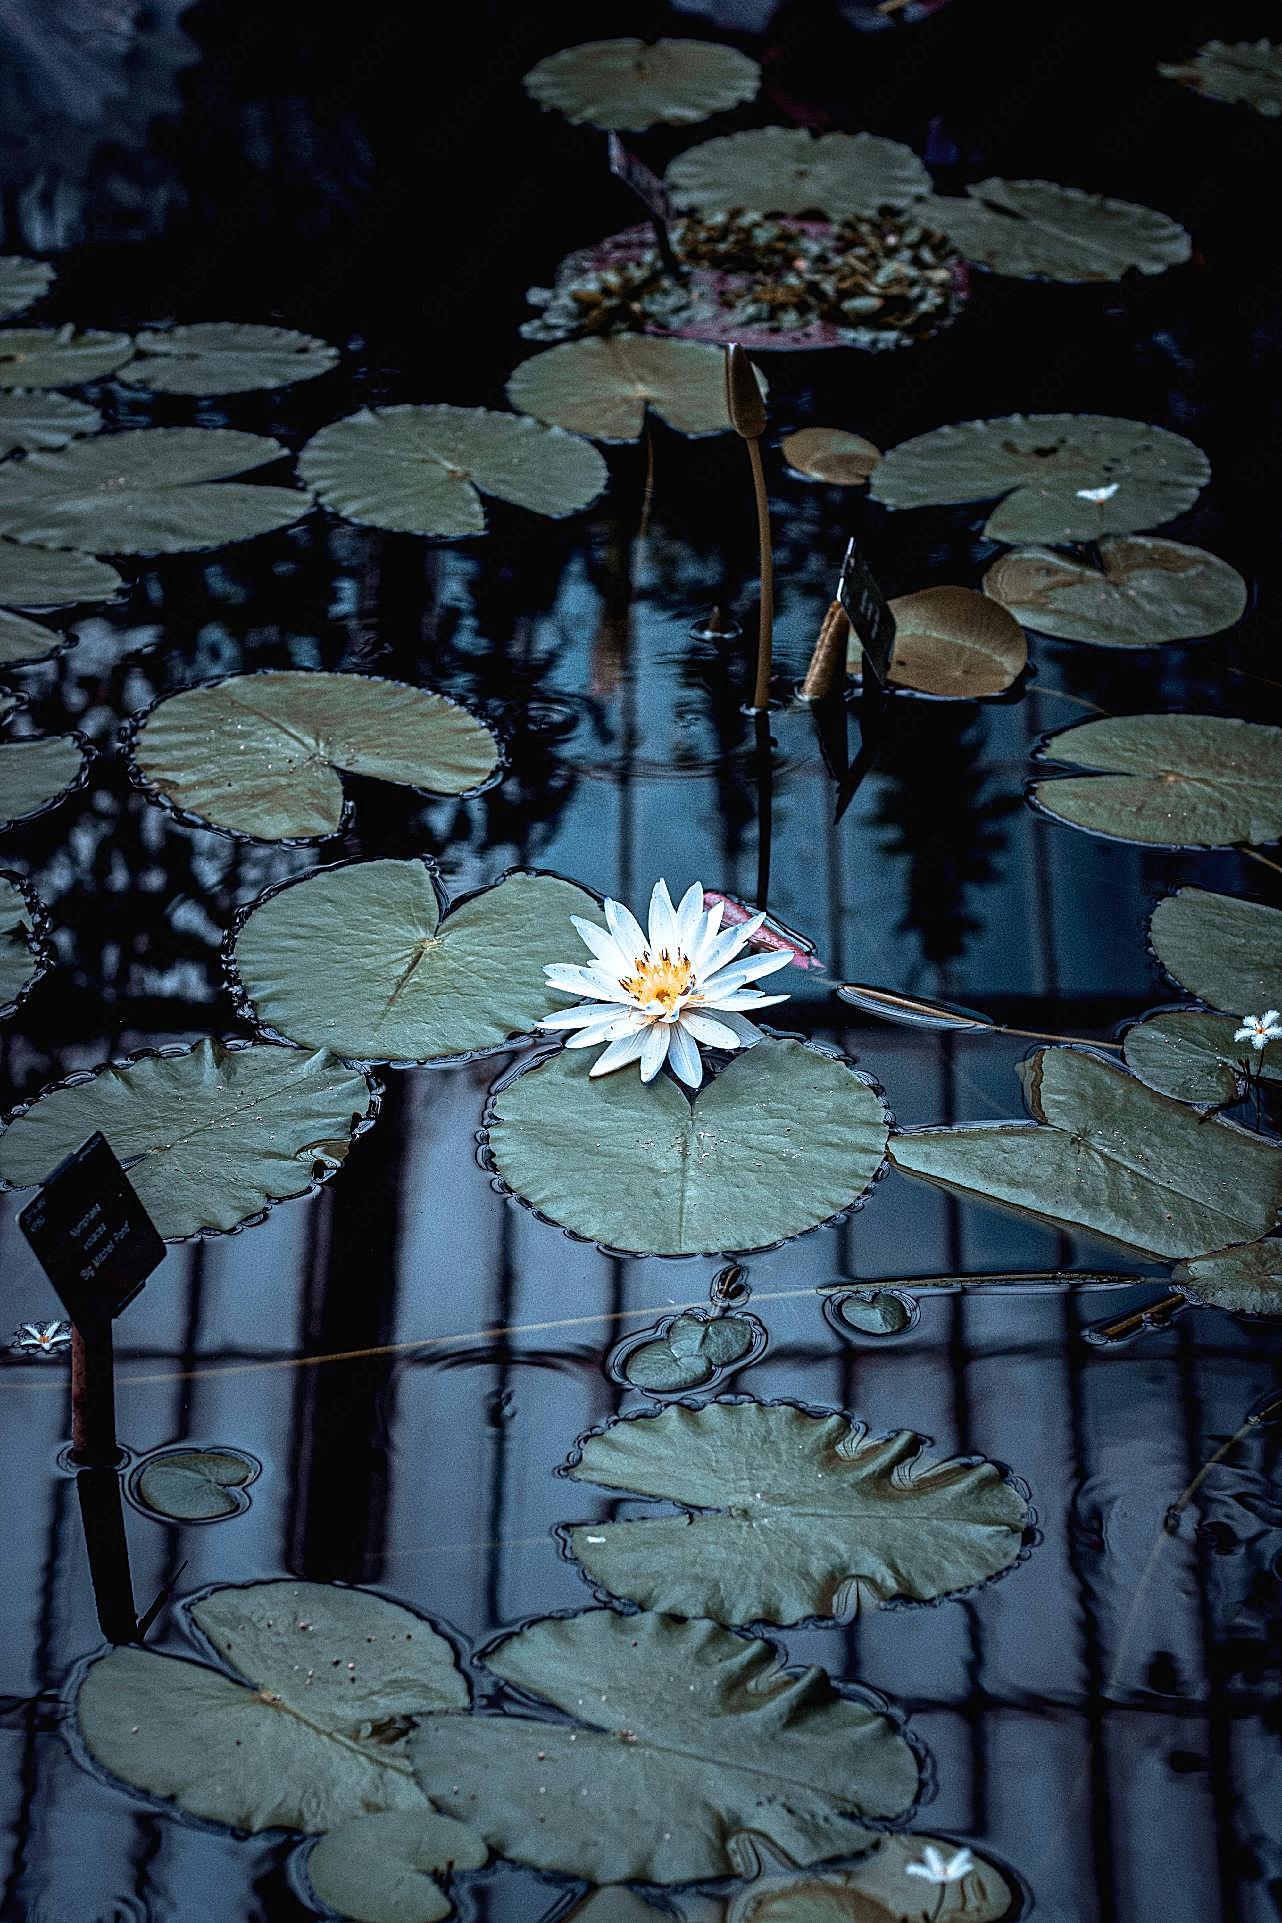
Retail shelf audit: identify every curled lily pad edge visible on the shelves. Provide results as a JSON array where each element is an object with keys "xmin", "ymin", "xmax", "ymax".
[{"xmin": 0, "ymin": 867, "xmax": 55, "ymax": 1023}]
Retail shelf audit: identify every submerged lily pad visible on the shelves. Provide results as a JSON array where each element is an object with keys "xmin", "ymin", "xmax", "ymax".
[
  {"xmin": 727, "ymin": 1832, "xmax": 1013, "ymax": 1923},
  {"xmin": 231, "ymin": 862, "xmax": 601, "ymax": 1065},
  {"xmin": 129, "ymin": 671, "xmax": 500, "ymax": 841},
  {"xmin": 0, "ymin": 390, "xmax": 101, "ymax": 457},
  {"xmin": 984, "ymin": 538, "xmax": 1246, "ymax": 644},
  {"xmin": 870, "ymin": 414, "xmax": 1210, "ymax": 542},
  {"xmin": 1030, "ymin": 713, "xmax": 1282, "ymax": 847},
  {"xmin": 1160, "ymin": 40, "xmax": 1282, "ymax": 116},
  {"xmin": 0, "ymin": 326, "xmax": 132, "ymax": 389},
  {"xmin": 667, "ymin": 128, "xmax": 931, "ymax": 219},
  {"xmin": 524, "ymin": 37, "xmax": 759, "ymax": 129},
  {"xmin": 1149, "ymin": 887, "xmax": 1282, "ymax": 1012},
  {"xmin": 1123, "ymin": 1010, "xmax": 1280, "ymax": 1108},
  {"xmin": 0, "ymin": 731, "xmax": 89, "ymax": 831},
  {"xmin": 0, "ymin": 258, "xmax": 54, "ymax": 321},
  {"xmin": 0, "ymin": 1038, "xmax": 377, "ymax": 1239},
  {"xmin": 124, "ymin": 322, "xmax": 339, "ymax": 394},
  {"xmin": 891, "ymin": 1045, "xmax": 1282, "ymax": 1258},
  {"xmin": 78, "ymin": 1580, "xmax": 467, "ymax": 1835},
  {"xmin": 507, "ymin": 336, "xmax": 764, "ymax": 441},
  {"xmin": 1173, "ymin": 1242, "xmax": 1282, "ymax": 1315},
  {"xmin": 921, "ymin": 179, "xmax": 1190, "ymax": 282},
  {"xmin": 133, "ymin": 1448, "xmax": 260, "ymax": 1522},
  {"xmin": 565, "ymin": 1398, "xmax": 1027, "ymax": 1624},
  {"xmin": 0, "ymin": 872, "xmax": 50, "ymax": 1019},
  {"xmin": 308, "ymin": 1809, "xmax": 487, "ymax": 1923},
  {"xmin": 618, "ymin": 1310, "xmax": 758, "ymax": 1392},
  {"xmin": 485, "ymin": 1036, "xmax": 889, "ymax": 1257},
  {"xmin": 300, "ymin": 405, "xmax": 606, "ymax": 538},
  {"xmin": 781, "ymin": 427, "xmax": 881, "ymax": 485},
  {"xmin": 0, "ymin": 427, "xmax": 307, "ymax": 554},
  {"xmin": 413, "ymin": 1608, "xmax": 917, "ymax": 1883},
  {"xmin": 867, "ymin": 586, "xmax": 1027, "ymax": 698}
]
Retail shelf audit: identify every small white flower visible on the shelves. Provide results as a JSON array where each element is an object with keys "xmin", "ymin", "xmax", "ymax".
[
  {"xmin": 1235, "ymin": 1010, "xmax": 1282, "ymax": 1053},
  {"xmin": 1076, "ymin": 483, "xmax": 1120, "ymax": 503},
  {"xmin": 904, "ymin": 1844, "xmax": 975, "ymax": 1885},
  {"xmin": 538, "ymin": 879, "xmax": 791, "ymax": 1088},
  {"xmin": 10, "ymin": 1319, "xmax": 72, "ymax": 1358}
]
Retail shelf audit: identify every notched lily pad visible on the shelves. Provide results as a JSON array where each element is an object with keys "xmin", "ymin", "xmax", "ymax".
[
  {"xmin": 1030, "ymin": 713, "xmax": 1282, "ymax": 847},
  {"xmin": 984, "ymin": 537, "xmax": 1246, "ymax": 645},
  {"xmin": 1123, "ymin": 1009, "xmax": 1279, "ymax": 1108},
  {"xmin": 524, "ymin": 37, "xmax": 759, "ymax": 129},
  {"xmin": 507, "ymin": 335, "xmax": 764, "ymax": 441},
  {"xmin": 667, "ymin": 127, "xmax": 931, "ymax": 219},
  {"xmin": 124, "ymin": 322, "xmax": 339, "ymax": 394},
  {"xmin": 867, "ymin": 586, "xmax": 1027, "ymax": 698},
  {"xmin": 128, "ymin": 671, "xmax": 500, "ymax": 842},
  {"xmin": 613, "ymin": 1309, "xmax": 760, "ymax": 1393},
  {"xmin": 726, "ymin": 1831, "xmax": 1015, "ymax": 1923},
  {"xmin": 299, "ymin": 405, "xmax": 607, "ymax": 538},
  {"xmin": 132, "ymin": 1447, "xmax": 260, "ymax": 1522},
  {"xmin": 307, "ymin": 1808, "xmax": 487, "ymax": 1923},
  {"xmin": 1149, "ymin": 887, "xmax": 1282, "ymax": 1012},
  {"xmin": 781, "ymin": 427, "xmax": 881, "ymax": 485},
  {"xmin": 0, "ymin": 258, "xmax": 54, "ymax": 321},
  {"xmin": 1173, "ymin": 1241, "xmax": 1282, "ymax": 1315},
  {"xmin": 1160, "ymin": 40, "xmax": 1282, "ymax": 116},
  {"xmin": 0, "ymin": 870, "xmax": 51, "ymax": 1019},
  {"xmin": 825, "ymin": 1288, "xmax": 919, "ymax": 1336},
  {"xmin": 921, "ymin": 179, "xmax": 1190, "ymax": 282},
  {"xmin": 0, "ymin": 326, "xmax": 132, "ymax": 389},
  {"xmin": 0, "ymin": 390, "xmax": 101, "ymax": 457}
]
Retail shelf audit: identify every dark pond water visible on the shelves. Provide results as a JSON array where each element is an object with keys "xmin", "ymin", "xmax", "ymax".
[{"xmin": 1, "ymin": 2, "xmax": 1281, "ymax": 1919}]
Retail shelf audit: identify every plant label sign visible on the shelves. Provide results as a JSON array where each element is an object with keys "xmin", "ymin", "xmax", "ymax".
[
  {"xmin": 838, "ymin": 538, "xmax": 896, "ymax": 685},
  {"xmin": 607, "ymin": 133, "xmax": 686, "ymax": 280},
  {"xmin": 18, "ymin": 1132, "xmax": 164, "ymax": 1329}
]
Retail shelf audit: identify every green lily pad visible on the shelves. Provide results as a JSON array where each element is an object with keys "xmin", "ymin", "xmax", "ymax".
[
  {"xmin": 0, "ymin": 732, "xmax": 89, "ymax": 831},
  {"xmin": 0, "ymin": 427, "xmax": 307, "ymax": 554},
  {"xmin": 920, "ymin": 179, "xmax": 1190, "ymax": 282},
  {"xmin": 1173, "ymin": 1241, "xmax": 1282, "ymax": 1315},
  {"xmin": 983, "ymin": 537, "xmax": 1246, "ymax": 644},
  {"xmin": 620, "ymin": 1311, "xmax": 757, "ymax": 1392},
  {"xmin": 870, "ymin": 414, "xmax": 1210, "ymax": 543},
  {"xmin": 0, "ymin": 611, "xmax": 60, "ymax": 668},
  {"xmin": 667, "ymin": 127, "xmax": 931, "ymax": 219},
  {"xmin": 866, "ymin": 586, "xmax": 1027, "ymax": 698},
  {"xmin": 523, "ymin": 37, "xmax": 759, "ymax": 129},
  {"xmin": 0, "ymin": 258, "xmax": 54, "ymax": 321},
  {"xmin": 77, "ymin": 1580, "xmax": 468, "ymax": 1835},
  {"xmin": 0, "ymin": 390, "xmax": 101, "ymax": 456},
  {"xmin": 1123, "ymin": 1010, "xmax": 1280, "ymax": 1107},
  {"xmin": 0, "ymin": 541, "xmax": 121, "ymax": 606},
  {"xmin": 1030, "ymin": 713, "xmax": 1282, "ymax": 847},
  {"xmin": 0, "ymin": 326, "xmax": 133, "ymax": 389},
  {"xmin": 890, "ymin": 1045, "xmax": 1282, "ymax": 1258},
  {"xmin": 781, "ymin": 427, "xmax": 881, "ymax": 485},
  {"xmin": 1149, "ymin": 887, "xmax": 1282, "ymax": 1011},
  {"xmin": 412, "ymin": 1608, "xmax": 918, "ymax": 1883},
  {"xmin": 129, "ymin": 671, "xmax": 500, "ymax": 842},
  {"xmin": 565, "ymin": 1398, "xmax": 1027, "ymax": 1623},
  {"xmin": 0, "ymin": 871, "xmax": 49, "ymax": 1018},
  {"xmin": 307, "ymin": 1809, "xmax": 487, "ymax": 1923},
  {"xmin": 1160, "ymin": 40, "xmax": 1282, "ymax": 115},
  {"xmin": 124, "ymin": 322, "xmax": 340, "ymax": 394},
  {"xmin": 133, "ymin": 1448, "xmax": 260, "ymax": 1521},
  {"xmin": 485, "ymin": 1036, "xmax": 889, "ymax": 1257},
  {"xmin": 829, "ymin": 1289, "xmax": 917, "ymax": 1335},
  {"xmin": 299, "ymin": 405, "xmax": 606, "ymax": 538},
  {"xmin": 726, "ymin": 1831, "xmax": 1014, "ymax": 1923},
  {"xmin": 507, "ymin": 336, "xmax": 765, "ymax": 442},
  {"xmin": 0, "ymin": 1038, "xmax": 377, "ymax": 1239}
]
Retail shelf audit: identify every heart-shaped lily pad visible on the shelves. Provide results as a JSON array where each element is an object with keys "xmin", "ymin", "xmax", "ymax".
[
  {"xmin": 507, "ymin": 336, "xmax": 765, "ymax": 441},
  {"xmin": 231, "ymin": 861, "xmax": 602, "ymax": 1065},
  {"xmin": 1123, "ymin": 1009, "xmax": 1281, "ymax": 1107},
  {"xmin": 859, "ymin": 586, "xmax": 1027, "ymax": 698},
  {"xmin": 1160, "ymin": 39, "xmax": 1282, "ymax": 115},
  {"xmin": 484, "ymin": 1035, "xmax": 889, "ymax": 1256},
  {"xmin": 0, "ymin": 391, "xmax": 101, "ymax": 457},
  {"xmin": 1030, "ymin": 713, "xmax": 1282, "ymax": 847},
  {"xmin": 891, "ymin": 1045, "xmax": 1282, "ymax": 1258},
  {"xmin": 781, "ymin": 427, "xmax": 881, "ymax": 485},
  {"xmin": 1173, "ymin": 1241, "xmax": 1282, "ymax": 1315},
  {"xmin": 1149, "ymin": 887, "xmax": 1282, "ymax": 1011},
  {"xmin": 0, "ymin": 1038, "xmax": 378, "ymax": 1239},
  {"xmin": 920, "ymin": 179, "xmax": 1190, "ymax": 281},
  {"xmin": 299, "ymin": 405, "xmax": 606, "ymax": 538},
  {"xmin": 307, "ymin": 1809, "xmax": 488, "ymax": 1923},
  {"xmin": 128, "ymin": 671, "xmax": 500, "ymax": 841},
  {"xmin": 0, "ymin": 729, "xmax": 90, "ymax": 831},
  {"xmin": 827, "ymin": 1288, "xmax": 918, "ymax": 1335},
  {"xmin": 870, "ymin": 413, "xmax": 1210, "ymax": 542},
  {"xmin": 667, "ymin": 127, "xmax": 931, "ymax": 218},
  {"xmin": 132, "ymin": 1447, "xmax": 260, "ymax": 1521},
  {"xmin": 124, "ymin": 322, "xmax": 340, "ymax": 394},
  {"xmin": 0, "ymin": 871, "xmax": 50, "ymax": 1019},
  {"xmin": 616, "ymin": 1310, "xmax": 758, "ymax": 1392},
  {"xmin": 984, "ymin": 538, "xmax": 1246, "ymax": 644},
  {"xmin": 0, "ymin": 326, "xmax": 133, "ymax": 389},
  {"xmin": 524, "ymin": 37, "xmax": 759, "ymax": 129},
  {"xmin": 0, "ymin": 258, "xmax": 54, "ymax": 321}
]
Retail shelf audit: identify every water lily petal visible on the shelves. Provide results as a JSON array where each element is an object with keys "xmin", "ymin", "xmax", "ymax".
[
  {"xmin": 688, "ymin": 895, "xmax": 725, "ymax": 967},
  {"xmin": 639, "ymin": 1023, "xmax": 672, "ymax": 1082},
  {"xmin": 697, "ymin": 910, "xmax": 767, "ymax": 977},
  {"xmin": 667, "ymin": 1021, "xmax": 703, "ymax": 1087},
  {"xmin": 712, "ymin": 1010, "xmax": 764, "ymax": 1045},
  {"xmin": 571, "ymin": 914, "xmax": 630, "ymax": 969},
  {"xmin": 704, "ymin": 948, "xmax": 795, "ymax": 994},
  {"xmin": 701, "ymin": 989, "xmax": 791, "ymax": 1012},
  {"xmin": 679, "ymin": 1012, "xmax": 742, "ymax": 1050},
  {"xmin": 565, "ymin": 1012, "xmax": 642, "ymax": 1047},
  {"xmin": 538, "ymin": 1001, "xmax": 619, "ymax": 1030},
  {"xmin": 544, "ymin": 961, "xmax": 629, "ymax": 998},
  {"xmin": 589, "ymin": 1027, "xmax": 650, "ymax": 1076},
  {"xmin": 604, "ymin": 895, "xmax": 648, "ymax": 961},
  {"xmin": 647, "ymin": 878, "xmax": 680, "ymax": 955},
  {"xmin": 675, "ymin": 880, "xmax": 706, "ymax": 951}
]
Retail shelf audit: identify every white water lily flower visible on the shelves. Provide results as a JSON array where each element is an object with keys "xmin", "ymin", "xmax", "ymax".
[
  {"xmin": 1076, "ymin": 483, "xmax": 1120, "ymax": 503},
  {"xmin": 10, "ymin": 1319, "xmax": 72, "ymax": 1358},
  {"xmin": 1235, "ymin": 1010, "xmax": 1282, "ymax": 1052},
  {"xmin": 539, "ymin": 879, "xmax": 791, "ymax": 1087},
  {"xmin": 904, "ymin": 1844, "xmax": 975, "ymax": 1885}
]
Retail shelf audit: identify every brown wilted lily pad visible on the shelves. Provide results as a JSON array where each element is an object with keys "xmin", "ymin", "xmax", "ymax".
[
  {"xmin": 781, "ymin": 426, "xmax": 881, "ymax": 485},
  {"xmin": 876, "ymin": 586, "xmax": 1027, "ymax": 697},
  {"xmin": 984, "ymin": 536, "xmax": 1246, "ymax": 645}
]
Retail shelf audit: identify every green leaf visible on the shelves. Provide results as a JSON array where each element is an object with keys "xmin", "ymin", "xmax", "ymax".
[
  {"xmin": 1149, "ymin": 886, "xmax": 1282, "ymax": 1012},
  {"xmin": 890, "ymin": 1045, "xmax": 1282, "ymax": 1258},
  {"xmin": 870, "ymin": 413, "xmax": 1210, "ymax": 542},
  {"xmin": 667, "ymin": 128, "xmax": 930, "ymax": 218},
  {"xmin": 829, "ymin": 1290, "xmax": 916, "ymax": 1334},
  {"xmin": 0, "ymin": 1038, "xmax": 377, "ymax": 1238},
  {"xmin": 564, "ymin": 1399, "xmax": 1027, "ymax": 1623},
  {"xmin": 0, "ymin": 540, "xmax": 121, "ymax": 606},
  {"xmin": 1122, "ymin": 1009, "xmax": 1279, "ymax": 1107},
  {"xmin": 0, "ymin": 872, "xmax": 48, "ymax": 1018},
  {"xmin": 0, "ymin": 427, "xmax": 307, "ymax": 554},
  {"xmin": 781, "ymin": 428, "xmax": 881, "ymax": 486},
  {"xmin": 1173, "ymin": 1241, "xmax": 1282, "ymax": 1315},
  {"xmin": 726, "ymin": 1831, "xmax": 1014, "ymax": 1923},
  {"xmin": 1030, "ymin": 713, "xmax": 1282, "ymax": 847},
  {"xmin": 0, "ymin": 611, "xmax": 60, "ymax": 668},
  {"xmin": 124, "ymin": 323, "xmax": 340, "ymax": 394},
  {"xmin": 0, "ymin": 257, "xmax": 54, "ymax": 321},
  {"xmin": 0, "ymin": 733, "xmax": 88, "ymax": 831},
  {"xmin": 300, "ymin": 405, "xmax": 606, "ymax": 538},
  {"xmin": 231, "ymin": 863, "xmax": 601, "ymax": 1064},
  {"xmin": 133, "ymin": 1448, "xmax": 259, "ymax": 1521},
  {"xmin": 621, "ymin": 1311, "xmax": 757, "ymax": 1392},
  {"xmin": 524, "ymin": 37, "xmax": 759, "ymax": 129},
  {"xmin": 870, "ymin": 586, "xmax": 1027, "ymax": 698},
  {"xmin": 508, "ymin": 336, "xmax": 765, "ymax": 442},
  {"xmin": 0, "ymin": 326, "xmax": 132, "ymax": 388},
  {"xmin": 1160, "ymin": 39, "xmax": 1282, "ymax": 115},
  {"xmin": 412, "ymin": 1608, "xmax": 917, "ymax": 1883},
  {"xmin": 307, "ymin": 1809, "xmax": 487, "ymax": 1923},
  {"xmin": 920, "ymin": 178, "xmax": 1190, "ymax": 281},
  {"xmin": 77, "ymin": 1580, "xmax": 468, "ymax": 1835},
  {"xmin": 983, "ymin": 537, "xmax": 1246, "ymax": 644},
  {"xmin": 485, "ymin": 1036, "xmax": 889, "ymax": 1256},
  {"xmin": 0, "ymin": 390, "xmax": 101, "ymax": 456},
  {"xmin": 129, "ymin": 671, "xmax": 500, "ymax": 841}
]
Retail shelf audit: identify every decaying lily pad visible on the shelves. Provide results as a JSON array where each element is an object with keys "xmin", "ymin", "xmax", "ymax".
[
  {"xmin": 1160, "ymin": 40, "xmax": 1282, "ymax": 116},
  {"xmin": 890, "ymin": 1045, "xmax": 1282, "ymax": 1258},
  {"xmin": 412, "ymin": 1607, "xmax": 918, "ymax": 1883},
  {"xmin": 615, "ymin": 1309, "xmax": 759, "ymax": 1393},
  {"xmin": 132, "ymin": 1448, "xmax": 260, "ymax": 1522},
  {"xmin": 0, "ymin": 871, "xmax": 51, "ymax": 1019},
  {"xmin": 0, "ymin": 1038, "xmax": 378, "ymax": 1239},
  {"xmin": 128, "ymin": 671, "xmax": 500, "ymax": 841},
  {"xmin": 524, "ymin": 37, "xmax": 759, "ymax": 129},
  {"xmin": 231, "ymin": 862, "xmax": 602, "ymax": 1065},
  {"xmin": 920, "ymin": 178, "xmax": 1190, "ymax": 282},
  {"xmin": 307, "ymin": 1808, "xmax": 488, "ymax": 1923},
  {"xmin": 0, "ymin": 326, "xmax": 132, "ymax": 389},
  {"xmin": 0, "ymin": 390, "xmax": 100, "ymax": 457},
  {"xmin": 0, "ymin": 729, "xmax": 90, "ymax": 832},
  {"xmin": 507, "ymin": 335, "xmax": 764, "ymax": 441},
  {"xmin": 1173, "ymin": 1241, "xmax": 1282, "ymax": 1315},
  {"xmin": 564, "ymin": 1398, "xmax": 1028, "ymax": 1624},
  {"xmin": 124, "ymin": 322, "xmax": 339, "ymax": 394},
  {"xmin": 299, "ymin": 405, "xmax": 606, "ymax": 538},
  {"xmin": 862, "ymin": 586, "xmax": 1027, "ymax": 697},
  {"xmin": 77, "ymin": 1580, "xmax": 468, "ymax": 1834},
  {"xmin": 0, "ymin": 258, "xmax": 54, "ymax": 321},
  {"xmin": 1149, "ymin": 887, "xmax": 1282, "ymax": 1012},
  {"xmin": 726, "ymin": 1830, "xmax": 1015, "ymax": 1923},
  {"xmin": 0, "ymin": 427, "xmax": 308, "ymax": 554},
  {"xmin": 984, "ymin": 538, "xmax": 1246, "ymax": 644},
  {"xmin": 781, "ymin": 427, "xmax": 881, "ymax": 485},
  {"xmin": 1123, "ymin": 1009, "xmax": 1280, "ymax": 1108},
  {"xmin": 870, "ymin": 413, "xmax": 1210, "ymax": 542},
  {"xmin": 1030, "ymin": 713, "xmax": 1282, "ymax": 847},
  {"xmin": 484, "ymin": 1036, "xmax": 890, "ymax": 1257},
  {"xmin": 836, "ymin": 983, "xmax": 995, "ymax": 1032},
  {"xmin": 667, "ymin": 127, "xmax": 931, "ymax": 219}
]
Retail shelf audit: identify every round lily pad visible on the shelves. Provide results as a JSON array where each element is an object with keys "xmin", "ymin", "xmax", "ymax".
[
  {"xmin": 1030, "ymin": 713, "xmax": 1282, "ymax": 847},
  {"xmin": 0, "ymin": 732, "xmax": 90, "ymax": 832},
  {"xmin": 666, "ymin": 127, "xmax": 931, "ymax": 219},
  {"xmin": 523, "ymin": 37, "xmax": 759, "ymax": 129},
  {"xmin": 230, "ymin": 861, "xmax": 602, "ymax": 1065},
  {"xmin": 984, "ymin": 537, "xmax": 1246, "ymax": 644},
  {"xmin": 1149, "ymin": 887, "xmax": 1282, "ymax": 1012},
  {"xmin": 1173, "ymin": 1241, "xmax": 1282, "ymax": 1315},
  {"xmin": 132, "ymin": 1447, "xmax": 260, "ymax": 1521},
  {"xmin": 1122, "ymin": 1009, "xmax": 1279, "ymax": 1107},
  {"xmin": 870, "ymin": 413, "xmax": 1210, "ymax": 543},
  {"xmin": 0, "ymin": 612, "xmax": 61, "ymax": 669},
  {"xmin": 0, "ymin": 871, "xmax": 51, "ymax": 1019},
  {"xmin": 0, "ymin": 1038, "xmax": 378, "ymax": 1239},
  {"xmin": 1160, "ymin": 40, "xmax": 1282, "ymax": 115},
  {"xmin": 0, "ymin": 326, "xmax": 132, "ymax": 389},
  {"xmin": 0, "ymin": 390, "xmax": 100, "ymax": 457},
  {"xmin": 920, "ymin": 179, "xmax": 1190, "ymax": 282},
  {"xmin": 873, "ymin": 586, "xmax": 1027, "ymax": 697},
  {"xmin": 299, "ymin": 405, "xmax": 606, "ymax": 538},
  {"xmin": 827, "ymin": 1288, "xmax": 918, "ymax": 1335},
  {"xmin": 780, "ymin": 426, "xmax": 881, "ymax": 484},
  {"xmin": 507, "ymin": 336, "xmax": 764, "ymax": 441},
  {"xmin": 616, "ymin": 1311, "xmax": 759, "ymax": 1393},
  {"xmin": 307, "ymin": 1809, "xmax": 488, "ymax": 1923},
  {"xmin": 124, "ymin": 322, "xmax": 340, "ymax": 394},
  {"xmin": 0, "ymin": 258, "xmax": 54, "ymax": 321},
  {"xmin": 128, "ymin": 671, "xmax": 501, "ymax": 842},
  {"xmin": 484, "ymin": 1035, "xmax": 889, "ymax": 1257}
]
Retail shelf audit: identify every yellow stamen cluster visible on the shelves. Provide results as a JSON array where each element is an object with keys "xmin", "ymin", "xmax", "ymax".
[{"xmin": 619, "ymin": 948, "xmax": 695, "ymax": 1016}]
